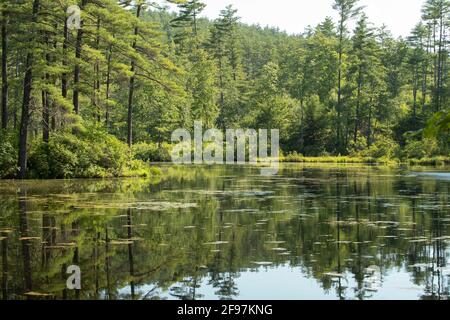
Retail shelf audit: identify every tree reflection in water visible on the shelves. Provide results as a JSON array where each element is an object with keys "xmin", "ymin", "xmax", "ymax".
[{"xmin": 0, "ymin": 164, "xmax": 449, "ymax": 300}]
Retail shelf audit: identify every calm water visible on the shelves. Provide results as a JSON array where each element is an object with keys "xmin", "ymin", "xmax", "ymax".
[{"xmin": 0, "ymin": 164, "xmax": 449, "ymax": 300}]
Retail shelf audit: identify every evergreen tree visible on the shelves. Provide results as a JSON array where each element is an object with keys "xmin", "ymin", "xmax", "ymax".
[
  {"xmin": 209, "ymin": 5, "xmax": 244, "ymax": 129},
  {"xmin": 170, "ymin": 0, "xmax": 206, "ymax": 48},
  {"xmin": 18, "ymin": 0, "xmax": 41, "ymax": 178},
  {"xmin": 333, "ymin": 0, "xmax": 361, "ymax": 152}
]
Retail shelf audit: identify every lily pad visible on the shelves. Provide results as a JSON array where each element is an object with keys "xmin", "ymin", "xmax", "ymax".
[
  {"xmin": 252, "ymin": 261, "xmax": 273, "ymax": 266},
  {"xmin": 204, "ymin": 241, "xmax": 229, "ymax": 245},
  {"xmin": 324, "ymin": 272, "xmax": 345, "ymax": 278}
]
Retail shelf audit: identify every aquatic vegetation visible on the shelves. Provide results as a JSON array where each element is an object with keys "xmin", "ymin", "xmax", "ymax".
[
  {"xmin": 252, "ymin": 262, "xmax": 273, "ymax": 266},
  {"xmin": 74, "ymin": 201, "xmax": 197, "ymax": 211}
]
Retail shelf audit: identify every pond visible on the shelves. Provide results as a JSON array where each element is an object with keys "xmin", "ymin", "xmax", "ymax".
[{"xmin": 0, "ymin": 164, "xmax": 449, "ymax": 300}]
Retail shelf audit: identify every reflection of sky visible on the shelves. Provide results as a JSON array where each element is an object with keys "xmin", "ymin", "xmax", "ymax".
[
  {"xmin": 411, "ymin": 173, "xmax": 450, "ymax": 181},
  {"xmin": 123, "ymin": 264, "xmax": 436, "ymax": 300}
]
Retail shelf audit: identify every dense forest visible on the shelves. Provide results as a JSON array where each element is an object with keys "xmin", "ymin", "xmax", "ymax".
[{"xmin": 0, "ymin": 0, "xmax": 449, "ymax": 179}]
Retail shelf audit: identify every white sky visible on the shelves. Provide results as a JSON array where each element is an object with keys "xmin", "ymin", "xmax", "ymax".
[{"xmin": 158, "ymin": 0, "xmax": 426, "ymax": 38}]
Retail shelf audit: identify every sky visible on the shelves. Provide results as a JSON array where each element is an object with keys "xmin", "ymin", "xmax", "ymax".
[{"xmin": 158, "ymin": 0, "xmax": 426, "ymax": 38}]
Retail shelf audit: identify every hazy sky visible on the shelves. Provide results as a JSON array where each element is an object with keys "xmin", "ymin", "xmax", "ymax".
[{"xmin": 158, "ymin": 0, "xmax": 425, "ymax": 38}]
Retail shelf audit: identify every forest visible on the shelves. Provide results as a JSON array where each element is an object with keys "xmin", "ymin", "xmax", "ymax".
[{"xmin": 0, "ymin": 0, "xmax": 449, "ymax": 179}]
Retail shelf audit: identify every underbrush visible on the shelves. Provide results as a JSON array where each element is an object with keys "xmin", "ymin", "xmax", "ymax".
[{"xmin": 27, "ymin": 127, "xmax": 160, "ymax": 179}]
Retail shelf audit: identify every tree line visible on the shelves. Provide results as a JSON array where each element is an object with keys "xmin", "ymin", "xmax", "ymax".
[{"xmin": 0, "ymin": 0, "xmax": 449, "ymax": 179}]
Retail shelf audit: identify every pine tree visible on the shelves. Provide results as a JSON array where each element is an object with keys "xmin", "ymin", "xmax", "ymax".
[
  {"xmin": 333, "ymin": 0, "xmax": 361, "ymax": 152},
  {"xmin": 124, "ymin": 0, "xmax": 180, "ymax": 147},
  {"xmin": 208, "ymin": 5, "xmax": 244, "ymax": 129},
  {"xmin": 170, "ymin": 0, "xmax": 206, "ymax": 49},
  {"xmin": 188, "ymin": 49, "xmax": 218, "ymax": 128},
  {"xmin": 18, "ymin": 0, "xmax": 41, "ymax": 178},
  {"xmin": 348, "ymin": 14, "xmax": 375, "ymax": 144},
  {"xmin": 408, "ymin": 23, "xmax": 429, "ymax": 124},
  {"xmin": 422, "ymin": 0, "xmax": 449, "ymax": 111}
]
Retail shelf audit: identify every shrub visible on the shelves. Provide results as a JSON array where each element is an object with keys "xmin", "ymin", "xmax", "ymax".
[
  {"xmin": 0, "ymin": 132, "xmax": 18, "ymax": 178},
  {"xmin": 408, "ymin": 156, "xmax": 450, "ymax": 166},
  {"xmin": 404, "ymin": 138, "xmax": 439, "ymax": 159},
  {"xmin": 348, "ymin": 136, "xmax": 369, "ymax": 156},
  {"xmin": 28, "ymin": 137, "xmax": 77, "ymax": 178},
  {"xmin": 28, "ymin": 127, "xmax": 150, "ymax": 179},
  {"xmin": 122, "ymin": 160, "xmax": 162, "ymax": 178},
  {"xmin": 132, "ymin": 142, "xmax": 172, "ymax": 162},
  {"xmin": 360, "ymin": 138, "xmax": 401, "ymax": 160}
]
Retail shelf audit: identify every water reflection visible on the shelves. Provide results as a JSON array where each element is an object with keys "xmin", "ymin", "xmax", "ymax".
[{"xmin": 0, "ymin": 164, "xmax": 449, "ymax": 300}]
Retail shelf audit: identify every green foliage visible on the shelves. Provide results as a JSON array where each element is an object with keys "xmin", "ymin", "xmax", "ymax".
[
  {"xmin": 404, "ymin": 138, "xmax": 439, "ymax": 159},
  {"xmin": 170, "ymin": 0, "xmax": 206, "ymax": 46},
  {"xmin": 188, "ymin": 50, "xmax": 219, "ymax": 128},
  {"xmin": 0, "ymin": 132, "xmax": 18, "ymax": 178},
  {"xmin": 123, "ymin": 159, "xmax": 162, "ymax": 178},
  {"xmin": 360, "ymin": 137, "xmax": 402, "ymax": 160},
  {"xmin": 28, "ymin": 136, "xmax": 77, "ymax": 179},
  {"xmin": 282, "ymin": 152, "xmax": 385, "ymax": 164},
  {"xmin": 408, "ymin": 156, "xmax": 450, "ymax": 166},
  {"xmin": 132, "ymin": 142, "xmax": 172, "ymax": 162},
  {"xmin": 28, "ymin": 127, "xmax": 153, "ymax": 179},
  {"xmin": 299, "ymin": 96, "xmax": 331, "ymax": 156},
  {"xmin": 425, "ymin": 110, "xmax": 450, "ymax": 139}
]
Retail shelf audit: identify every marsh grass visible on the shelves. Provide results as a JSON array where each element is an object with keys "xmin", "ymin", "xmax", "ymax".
[
  {"xmin": 282, "ymin": 152, "xmax": 450, "ymax": 167},
  {"xmin": 281, "ymin": 153, "xmax": 393, "ymax": 165}
]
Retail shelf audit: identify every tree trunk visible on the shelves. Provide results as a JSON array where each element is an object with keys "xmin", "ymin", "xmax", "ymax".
[
  {"xmin": 1, "ymin": 230, "xmax": 8, "ymax": 299},
  {"xmin": 432, "ymin": 20, "xmax": 438, "ymax": 111},
  {"xmin": 413, "ymin": 66, "xmax": 418, "ymax": 127},
  {"xmin": 62, "ymin": 19, "xmax": 68, "ymax": 99},
  {"xmin": 94, "ymin": 17, "xmax": 101, "ymax": 122},
  {"xmin": 19, "ymin": 57, "xmax": 33, "ymax": 179},
  {"xmin": 436, "ymin": 10, "xmax": 444, "ymax": 111},
  {"xmin": 421, "ymin": 60, "xmax": 428, "ymax": 109},
  {"xmin": 13, "ymin": 53, "xmax": 18, "ymax": 130},
  {"xmin": 367, "ymin": 96, "xmax": 373, "ymax": 149},
  {"xmin": 18, "ymin": 0, "xmax": 41, "ymax": 179},
  {"xmin": 1, "ymin": 10, "xmax": 8, "ymax": 130},
  {"xmin": 218, "ymin": 57, "xmax": 225, "ymax": 129},
  {"xmin": 51, "ymin": 25, "xmax": 57, "ymax": 131},
  {"xmin": 127, "ymin": 4, "xmax": 142, "ymax": 148},
  {"xmin": 127, "ymin": 208, "xmax": 135, "ymax": 299},
  {"xmin": 73, "ymin": 0, "xmax": 87, "ymax": 115},
  {"xmin": 42, "ymin": 35, "xmax": 50, "ymax": 142},
  {"xmin": 19, "ymin": 190, "xmax": 32, "ymax": 291},
  {"xmin": 42, "ymin": 90, "xmax": 49, "ymax": 142},
  {"xmin": 127, "ymin": 74, "xmax": 135, "ymax": 147},
  {"xmin": 105, "ymin": 44, "xmax": 112, "ymax": 129},
  {"xmin": 336, "ymin": 19, "xmax": 344, "ymax": 153},
  {"xmin": 354, "ymin": 67, "xmax": 362, "ymax": 144},
  {"xmin": 421, "ymin": 29, "xmax": 429, "ymax": 110}
]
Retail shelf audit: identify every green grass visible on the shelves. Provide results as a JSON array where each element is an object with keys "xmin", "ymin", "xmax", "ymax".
[
  {"xmin": 407, "ymin": 157, "xmax": 450, "ymax": 166},
  {"xmin": 282, "ymin": 153, "xmax": 450, "ymax": 167},
  {"xmin": 121, "ymin": 161, "xmax": 163, "ymax": 178},
  {"xmin": 281, "ymin": 154, "xmax": 393, "ymax": 165}
]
